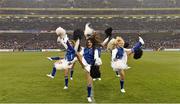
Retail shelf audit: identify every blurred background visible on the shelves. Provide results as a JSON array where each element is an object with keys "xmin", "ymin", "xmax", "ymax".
[{"xmin": 0, "ymin": 0, "xmax": 180, "ymax": 51}]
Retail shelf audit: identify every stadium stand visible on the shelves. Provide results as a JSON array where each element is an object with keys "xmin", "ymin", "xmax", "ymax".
[
  {"xmin": 0, "ymin": 0, "xmax": 180, "ymax": 50},
  {"xmin": 0, "ymin": 33, "xmax": 59, "ymax": 50},
  {"xmin": 0, "ymin": 0, "xmax": 179, "ymax": 8},
  {"xmin": 0, "ymin": 17, "xmax": 180, "ymax": 31},
  {"xmin": 0, "ymin": 33, "xmax": 180, "ymax": 50}
]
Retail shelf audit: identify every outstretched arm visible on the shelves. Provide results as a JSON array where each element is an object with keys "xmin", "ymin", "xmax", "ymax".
[
  {"xmin": 74, "ymin": 39, "xmax": 80, "ymax": 52},
  {"xmin": 101, "ymin": 37, "xmax": 110, "ymax": 47},
  {"xmin": 66, "ymin": 41, "xmax": 74, "ymax": 51},
  {"xmin": 57, "ymin": 36, "xmax": 68, "ymax": 49}
]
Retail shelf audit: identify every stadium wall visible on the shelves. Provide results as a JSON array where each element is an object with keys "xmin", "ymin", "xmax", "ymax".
[
  {"xmin": 0, "ymin": 49, "xmax": 62, "ymax": 52},
  {"xmin": 164, "ymin": 49, "xmax": 180, "ymax": 51},
  {"xmin": 0, "ymin": 49, "xmax": 14, "ymax": 52}
]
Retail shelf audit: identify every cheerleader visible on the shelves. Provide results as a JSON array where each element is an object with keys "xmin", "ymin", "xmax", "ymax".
[
  {"xmin": 107, "ymin": 38, "xmax": 120, "ymax": 77},
  {"xmin": 76, "ymin": 34, "xmax": 102, "ymax": 102},
  {"xmin": 115, "ymin": 42, "xmax": 130, "ymax": 78},
  {"xmin": 84, "ymin": 24, "xmax": 112, "ymax": 81},
  {"xmin": 46, "ymin": 27, "xmax": 78, "ymax": 89},
  {"xmin": 108, "ymin": 36, "xmax": 144, "ymax": 93}
]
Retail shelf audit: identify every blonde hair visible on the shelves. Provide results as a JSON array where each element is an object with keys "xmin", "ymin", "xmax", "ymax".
[
  {"xmin": 115, "ymin": 36, "xmax": 125, "ymax": 47},
  {"xmin": 107, "ymin": 36, "xmax": 125, "ymax": 51}
]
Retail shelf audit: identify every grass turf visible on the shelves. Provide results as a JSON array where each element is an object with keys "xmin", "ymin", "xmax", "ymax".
[{"xmin": 0, "ymin": 51, "xmax": 180, "ymax": 103}]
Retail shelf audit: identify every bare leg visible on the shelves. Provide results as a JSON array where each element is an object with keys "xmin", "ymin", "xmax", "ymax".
[
  {"xmin": 86, "ymin": 71, "xmax": 93, "ymax": 102},
  {"xmin": 119, "ymin": 69, "xmax": 126, "ymax": 93},
  {"xmin": 64, "ymin": 69, "xmax": 69, "ymax": 89}
]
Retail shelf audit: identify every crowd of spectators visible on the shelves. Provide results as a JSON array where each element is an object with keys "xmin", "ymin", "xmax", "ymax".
[
  {"xmin": 0, "ymin": 17, "xmax": 180, "ymax": 32},
  {"xmin": 0, "ymin": 0, "xmax": 180, "ymax": 50},
  {"xmin": 0, "ymin": 33, "xmax": 179, "ymax": 50},
  {"xmin": 0, "ymin": 33, "xmax": 59, "ymax": 50}
]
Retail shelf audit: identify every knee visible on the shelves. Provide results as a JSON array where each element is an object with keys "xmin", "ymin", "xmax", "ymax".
[{"xmin": 87, "ymin": 83, "xmax": 92, "ymax": 87}]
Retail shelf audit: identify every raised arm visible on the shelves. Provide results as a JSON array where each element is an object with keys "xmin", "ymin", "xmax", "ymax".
[
  {"xmin": 66, "ymin": 40, "xmax": 74, "ymax": 51},
  {"xmin": 102, "ymin": 27, "xmax": 113, "ymax": 47},
  {"xmin": 74, "ymin": 39, "xmax": 80, "ymax": 52},
  {"xmin": 57, "ymin": 36, "xmax": 68, "ymax": 49},
  {"xmin": 101, "ymin": 37, "xmax": 110, "ymax": 47}
]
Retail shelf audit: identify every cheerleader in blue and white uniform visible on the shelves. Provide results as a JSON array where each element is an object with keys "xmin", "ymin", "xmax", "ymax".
[
  {"xmin": 76, "ymin": 34, "xmax": 102, "ymax": 103},
  {"xmin": 84, "ymin": 24, "xmax": 112, "ymax": 81},
  {"xmin": 109, "ymin": 36, "xmax": 144, "ymax": 93},
  {"xmin": 46, "ymin": 27, "xmax": 78, "ymax": 89}
]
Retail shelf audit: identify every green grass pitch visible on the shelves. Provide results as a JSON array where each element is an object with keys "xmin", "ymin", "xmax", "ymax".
[{"xmin": 0, "ymin": 51, "xmax": 180, "ymax": 103}]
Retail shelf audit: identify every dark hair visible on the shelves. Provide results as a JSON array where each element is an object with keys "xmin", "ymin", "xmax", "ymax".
[
  {"xmin": 86, "ymin": 32, "xmax": 102, "ymax": 48},
  {"xmin": 86, "ymin": 39, "xmax": 93, "ymax": 47}
]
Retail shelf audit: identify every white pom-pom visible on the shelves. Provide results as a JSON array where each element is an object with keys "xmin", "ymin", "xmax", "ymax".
[
  {"xmin": 55, "ymin": 27, "xmax": 66, "ymax": 38},
  {"xmin": 84, "ymin": 23, "xmax": 94, "ymax": 39}
]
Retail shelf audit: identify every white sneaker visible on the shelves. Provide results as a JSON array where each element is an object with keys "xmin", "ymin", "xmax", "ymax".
[
  {"xmin": 47, "ymin": 57, "xmax": 53, "ymax": 61},
  {"xmin": 116, "ymin": 75, "xmax": 120, "ymax": 77},
  {"xmin": 46, "ymin": 74, "xmax": 54, "ymax": 79},
  {"xmin": 98, "ymin": 78, "xmax": 101, "ymax": 81},
  {"xmin": 63, "ymin": 86, "xmax": 68, "ymax": 90},
  {"xmin": 87, "ymin": 97, "xmax": 92, "ymax": 103},
  {"xmin": 127, "ymin": 66, "xmax": 131, "ymax": 69},
  {"xmin": 121, "ymin": 89, "xmax": 126, "ymax": 93},
  {"xmin": 70, "ymin": 77, "xmax": 73, "ymax": 80},
  {"xmin": 93, "ymin": 79, "xmax": 97, "ymax": 81}
]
